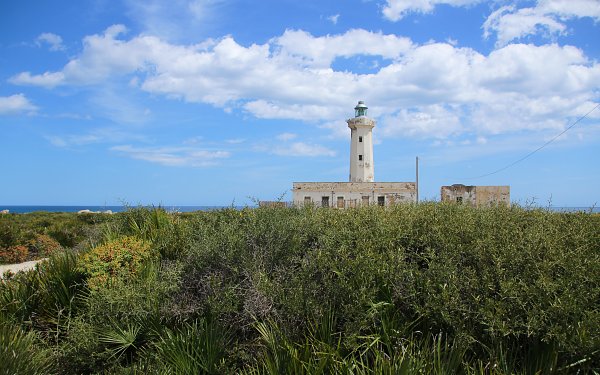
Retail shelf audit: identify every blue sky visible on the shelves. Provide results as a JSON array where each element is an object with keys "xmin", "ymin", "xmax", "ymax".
[{"xmin": 1, "ymin": 0, "xmax": 599, "ymax": 207}]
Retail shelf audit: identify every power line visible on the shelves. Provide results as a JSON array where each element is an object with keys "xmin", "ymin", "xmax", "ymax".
[{"xmin": 462, "ymin": 102, "xmax": 600, "ymax": 180}]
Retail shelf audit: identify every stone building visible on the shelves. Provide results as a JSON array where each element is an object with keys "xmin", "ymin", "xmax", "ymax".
[
  {"xmin": 440, "ymin": 184, "xmax": 510, "ymax": 206},
  {"xmin": 292, "ymin": 101, "xmax": 416, "ymax": 208}
]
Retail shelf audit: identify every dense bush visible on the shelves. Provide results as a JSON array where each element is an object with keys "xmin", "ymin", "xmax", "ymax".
[
  {"xmin": 28, "ymin": 234, "xmax": 62, "ymax": 257},
  {"xmin": 172, "ymin": 204, "xmax": 599, "ymax": 372},
  {"xmin": 0, "ymin": 245, "xmax": 29, "ymax": 263},
  {"xmin": 80, "ymin": 236, "xmax": 155, "ymax": 289},
  {"xmin": 0, "ymin": 205, "xmax": 598, "ymax": 373},
  {"xmin": 0, "ymin": 212, "xmax": 112, "ymax": 264}
]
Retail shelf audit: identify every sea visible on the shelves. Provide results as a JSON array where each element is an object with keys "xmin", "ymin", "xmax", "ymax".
[
  {"xmin": 0, "ymin": 205, "xmax": 598, "ymax": 214},
  {"xmin": 0, "ymin": 206, "xmax": 236, "ymax": 214}
]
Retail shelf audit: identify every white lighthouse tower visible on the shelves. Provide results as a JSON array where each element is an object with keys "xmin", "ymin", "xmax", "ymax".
[{"xmin": 347, "ymin": 101, "xmax": 375, "ymax": 182}]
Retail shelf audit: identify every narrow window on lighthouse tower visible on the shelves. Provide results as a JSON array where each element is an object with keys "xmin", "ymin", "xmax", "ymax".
[
  {"xmin": 358, "ymin": 155, "xmax": 363, "ymax": 161},
  {"xmin": 359, "ymin": 136, "xmax": 363, "ymax": 142}
]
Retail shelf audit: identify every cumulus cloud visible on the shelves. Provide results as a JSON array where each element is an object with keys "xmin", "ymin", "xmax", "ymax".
[
  {"xmin": 36, "ymin": 32, "xmax": 65, "ymax": 51},
  {"xmin": 9, "ymin": 25, "xmax": 600, "ymax": 140},
  {"xmin": 111, "ymin": 145, "xmax": 230, "ymax": 167},
  {"xmin": 9, "ymin": 71, "xmax": 65, "ymax": 88},
  {"xmin": 483, "ymin": 0, "xmax": 600, "ymax": 46},
  {"xmin": 382, "ymin": 0, "xmax": 482, "ymax": 21},
  {"xmin": 537, "ymin": 0, "xmax": 600, "ymax": 18},
  {"xmin": 382, "ymin": 1, "xmax": 599, "ymax": 47},
  {"xmin": 380, "ymin": 105, "xmax": 463, "ymax": 139},
  {"xmin": 275, "ymin": 29, "xmax": 413, "ymax": 68},
  {"xmin": 0, "ymin": 94, "xmax": 37, "ymax": 115}
]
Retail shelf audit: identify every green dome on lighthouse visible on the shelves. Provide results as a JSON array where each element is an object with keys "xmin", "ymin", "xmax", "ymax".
[{"xmin": 354, "ymin": 101, "xmax": 368, "ymax": 117}]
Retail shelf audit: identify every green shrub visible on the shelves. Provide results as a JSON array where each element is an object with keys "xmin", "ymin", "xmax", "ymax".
[
  {"xmin": 0, "ymin": 219, "xmax": 22, "ymax": 249},
  {"xmin": 0, "ymin": 323, "xmax": 51, "ymax": 375},
  {"xmin": 35, "ymin": 251, "xmax": 87, "ymax": 333},
  {"xmin": 1, "ymin": 204, "xmax": 598, "ymax": 373},
  {"xmin": 103, "ymin": 207, "xmax": 173, "ymax": 243},
  {"xmin": 0, "ymin": 211, "xmax": 112, "ymax": 261},
  {"xmin": 28, "ymin": 234, "xmax": 62, "ymax": 257},
  {"xmin": 0, "ymin": 269, "xmax": 40, "ymax": 326},
  {"xmin": 0, "ymin": 251, "xmax": 86, "ymax": 334},
  {"xmin": 154, "ymin": 317, "xmax": 228, "ymax": 374},
  {"xmin": 80, "ymin": 236, "xmax": 154, "ymax": 289}
]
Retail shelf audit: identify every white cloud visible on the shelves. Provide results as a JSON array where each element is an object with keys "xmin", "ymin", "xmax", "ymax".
[
  {"xmin": 382, "ymin": 0, "xmax": 482, "ymax": 21},
  {"xmin": 0, "ymin": 94, "xmax": 37, "ymax": 115},
  {"xmin": 183, "ymin": 136, "xmax": 203, "ymax": 145},
  {"xmin": 9, "ymin": 71, "xmax": 65, "ymax": 88},
  {"xmin": 483, "ymin": 5, "xmax": 566, "ymax": 46},
  {"xmin": 483, "ymin": 0, "xmax": 600, "ymax": 46},
  {"xmin": 272, "ymin": 142, "xmax": 336, "ymax": 157},
  {"xmin": 36, "ymin": 32, "xmax": 65, "ymax": 51},
  {"xmin": 46, "ymin": 134, "xmax": 101, "ymax": 147},
  {"xmin": 327, "ymin": 14, "xmax": 340, "ymax": 24},
  {"xmin": 88, "ymin": 86, "xmax": 153, "ymax": 125},
  {"xmin": 380, "ymin": 105, "xmax": 463, "ymax": 138},
  {"xmin": 124, "ymin": 0, "xmax": 223, "ymax": 41},
  {"xmin": 274, "ymin": 29, "xmax": 413, "ymax": 68},
  {"xmin": 537, "ymin": 0, "xmax": 600, "ymax": 19},
  {"xmin": 9, "ymin": 26, "xmax": 600, "ymax": 140},
  {"xmin": 382, "ymin": 1, "xmax": 599, "ymax": 46},
  {"xmin": 225, "ymin": 138, "xmax": 245, "ymax": 144},
  {"xmin": 244, "ymin": 101, "xmax": 345, "ymax": 121},
  {"xmin": 319, "ymin": 120, "xmax": 349, "ymax": 139},
  {"xmin": 276, "ymin": 132, "xmax": 298, "ymax": 141},
  {"xmin": 45, "ymin": 128, "xmax": 147, "ymax": 148},
  {"xmin": 111, "ymin": 145, "xmax": 230, "ymax": 167}
]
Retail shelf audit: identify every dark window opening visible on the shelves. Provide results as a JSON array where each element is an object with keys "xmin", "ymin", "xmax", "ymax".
[
  {"xmin": 359, "ymin": 136, "xmax": 363, "ymax": 142},
  {"xmin": 358, "ymin": 155, "xmax": 363, "ymax": 161},
  {"xmin": 322, "ymin": 196, "xmax": 329, "ymax": 207},
  {"xmin": 378, "ymin": 196, "xmax": 385, "ymax": 206},
  {"xmin": 456, "ymin": 196, "xmax": 463, "ymax": 204},
  {"xmin": 304, "ymin": 196, "xmax": 311, "ymax": 204}
]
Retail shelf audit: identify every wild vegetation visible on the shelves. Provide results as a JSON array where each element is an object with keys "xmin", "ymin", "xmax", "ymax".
[
  {"xmin": 1, "ymin": 204, "xmax": 599, "ymax": 374},
  {"xmin": 0, "ymin": 211, "xmax": 110, "ymax": 263}
]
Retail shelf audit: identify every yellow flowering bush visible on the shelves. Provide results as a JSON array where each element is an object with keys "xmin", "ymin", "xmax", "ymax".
[{"xmin": 81, "ymin": 236, "xmax": 154, "ymax": 289}]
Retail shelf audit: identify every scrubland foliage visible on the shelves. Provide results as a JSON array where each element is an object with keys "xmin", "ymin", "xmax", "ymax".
[
  {"xmin": 0, "ymin": 212, "xmax": 108, "ymax": 263},
  {"xmin": 0, "ymin": 204, "xmax": 598, "ymax": 374},
  {"xmin": 80, "ymin": 236, "xmax": 154, "ymax": 289}
]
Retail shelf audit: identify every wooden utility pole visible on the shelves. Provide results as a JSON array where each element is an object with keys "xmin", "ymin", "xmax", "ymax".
[{"xmin": 416, "ymin": 156, "xmax": 419, "ymax": 203}]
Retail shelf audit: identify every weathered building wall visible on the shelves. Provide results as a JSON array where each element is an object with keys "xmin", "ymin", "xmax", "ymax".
[
  {"xmin": 440, "ymin": 184, "xmax": 476, "ymax": 204},
  {"xmin": 441, "ymin": 184, "xmax": 510, "ymax": 207},
  {"xmin": 293, "ymin": 182, "xmax": 416, "ymax": 208}
]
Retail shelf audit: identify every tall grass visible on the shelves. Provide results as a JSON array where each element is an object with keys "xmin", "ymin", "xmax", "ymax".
[
  {"xmin": 154, "ymin": 317, "xmax": 228, "ymax": 374},
  {"xmin": 0, "ymin": 323, "xmax": 51, "ymax": 374}
]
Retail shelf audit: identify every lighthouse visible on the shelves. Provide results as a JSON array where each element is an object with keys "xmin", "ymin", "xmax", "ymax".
[
  {"xmin": 292, "ymin": 101, "xmax": 416, "ymax": 208},
  {"xmin": 347, "ymin": 101, "xmax": 375, "ymax": 182}
]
